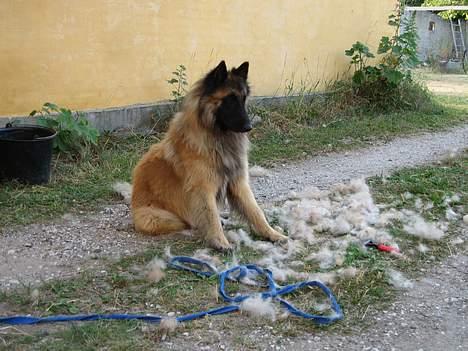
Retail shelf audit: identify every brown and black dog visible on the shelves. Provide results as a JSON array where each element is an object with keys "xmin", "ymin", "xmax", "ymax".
[{"xmin": 131, "ymin": 61, "xmax": 287, "ymax": 250}]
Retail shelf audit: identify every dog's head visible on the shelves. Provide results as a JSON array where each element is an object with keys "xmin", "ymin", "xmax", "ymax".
[{"xmin": 199, "ymin": 61, "xmax": 252, "ymax": 133}]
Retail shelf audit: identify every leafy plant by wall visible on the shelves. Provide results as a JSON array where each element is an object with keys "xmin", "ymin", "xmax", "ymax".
[
  {"xmin": 344, "ymin": 11, "xmax": 428, "ymax": 111},
  {"xmin": 30, "ymin": 103, "xmax": 99, "ymax": 155},
  {"xmin": 346, "ymin": 13, "xmax": 419, "ymax": 86},
  {"xmin": 167, "ymin": 65, "xmax": 188, "ymax": 104}
]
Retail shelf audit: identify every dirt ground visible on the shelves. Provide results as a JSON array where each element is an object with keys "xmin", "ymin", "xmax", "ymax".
[{"xmin": 417, "ymin": 71, "xmax": 468, "ymax": 96}]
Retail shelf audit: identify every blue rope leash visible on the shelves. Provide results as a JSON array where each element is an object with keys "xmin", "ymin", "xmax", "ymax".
[{"xmin": 0, "ymin": 256, "xmax": 343, "ymax": 326}]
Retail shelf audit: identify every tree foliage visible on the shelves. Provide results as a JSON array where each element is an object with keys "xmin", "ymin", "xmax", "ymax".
[
  {"xmin": 423, "ymin": 0, "xmax": 468, "ymax": 19},
  {"xmin": 404, "ymin": 0, "xmax": 425, "ymax": 6}
]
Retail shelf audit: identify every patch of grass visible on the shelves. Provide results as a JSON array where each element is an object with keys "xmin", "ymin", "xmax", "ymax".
[
  {"xmin": 366, "ymin": 151, "xmax": 467, "ymax": 274},
  {"xmin": 413, "ymin": 70, "xmax": 468, "ymax": 97},
  {"xmin": 0, "ymin": 134, "xmax": 156, "ymax": 228},
  {"xmin": 367, "ymin": 151, "xmax": 467, "ymax": 278},
  {"xmin": 436, "ymin": 94, "xmax": 468, "ymax": 108},
  {"xmin": 344, "ymin": 243, "xmax": 383, "ymax": 268},
  {"xmin": 369, "ymin": 150, "xmax": 467, "ymax": 219},
  {"xmin": 250, "ymin": 98, "xmax": 467, "ymax": 165},
  {"xmin": 1, "ymin": 320, "xmax": 150, "ymax": 351}
]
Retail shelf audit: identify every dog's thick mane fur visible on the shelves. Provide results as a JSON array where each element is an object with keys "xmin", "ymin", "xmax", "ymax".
[{"xmin": 165, "ymin": 76, "xmax": 249, "ymax": 191}]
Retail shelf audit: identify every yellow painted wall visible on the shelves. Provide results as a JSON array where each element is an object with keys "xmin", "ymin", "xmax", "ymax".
[{"xmin": 0, "ymin": 0, "xmax": 396, "ymax": 117}]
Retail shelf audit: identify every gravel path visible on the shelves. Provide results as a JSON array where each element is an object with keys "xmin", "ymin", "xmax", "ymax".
[
  {"xmin": 290, "ymin": 252, "xmax": 468, "ymax": 351},
  {"xmin": 252, "ymin": 124, "xmax": 468, "ymax": 202},
  {"xmin": 0, "ymin": 205, "xmax": 146, "ymax": 289}
]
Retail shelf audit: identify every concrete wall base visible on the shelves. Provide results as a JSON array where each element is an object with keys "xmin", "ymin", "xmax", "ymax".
[{"xmin": 0, "ymin": 95, "xmax": 319, "ymax": 133}]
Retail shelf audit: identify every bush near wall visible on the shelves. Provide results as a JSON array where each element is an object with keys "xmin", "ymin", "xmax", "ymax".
[{"xmin": 423, "ymin": 0, "xmax": 468, "ymax": 19}]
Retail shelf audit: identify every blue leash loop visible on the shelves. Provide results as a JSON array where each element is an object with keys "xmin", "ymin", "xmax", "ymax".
[{"xmin": 0, "ymin": 256, "xmax": 343, "ymax": 326}]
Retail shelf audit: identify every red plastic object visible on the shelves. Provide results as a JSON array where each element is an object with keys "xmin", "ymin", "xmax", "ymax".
[{"xmin": 365, "ymin": 240, "xmax": 400, "ymax": 254}]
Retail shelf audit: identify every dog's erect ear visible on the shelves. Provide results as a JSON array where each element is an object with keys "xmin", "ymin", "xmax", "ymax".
[
  {"xmin": 232, "ymin": 62, "xmax": 249, "ymax": 80},
  {"xmin": 212, "ymin": 60, "xmax": 228, "ymax": 83},
  {"xmin": 204, "ymin": 61, "xmax": 228, "ymax": 94}
]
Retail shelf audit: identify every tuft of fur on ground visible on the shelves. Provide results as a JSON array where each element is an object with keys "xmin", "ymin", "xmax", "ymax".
[
  {"xmin": 249, "ymin": 165, "xmax": 271, "ymax": 177},
  {"xmin": 159, "ymin": 317, "xmax": 179, "ymax": 341},
  {"xmin": 239, "ymin": 295, "xmax": 277, "ymax": 321},
  {"xmin": 337, "ymin": 267, "xmax": 359, "ymax": 279},
  {"xmin": 417, "ymin": 243, "xmax": 430, "ymax": 253},
  {"xmin": 402, "ymin": 213, "xmax": 445, "ymax": 240},
  {"xmin": 146, "ymin": 257, "xmax": 167, "ymax": 283},
  {"xmin": 112, "ymin": 182, "xmax": 132, "ymax": 204},
  {"xmin": 220, "ymin": 177, "xmax": 450, "ymax": 299},
  {"xmin": 387, "ymin": 269, "xmax": 413, "ymax": 289},
  {"xmin": 164, "ymin": 246, "xmax": 173, "ymax": 259},
  {"xmin": 193, "ymin": 248, "xmax": 222, "ymax": 268}
]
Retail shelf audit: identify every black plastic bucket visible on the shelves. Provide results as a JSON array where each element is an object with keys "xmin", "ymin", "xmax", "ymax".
[{"xmin": 0, "ymin": 124, "xmax": 57, "ymax": 185}]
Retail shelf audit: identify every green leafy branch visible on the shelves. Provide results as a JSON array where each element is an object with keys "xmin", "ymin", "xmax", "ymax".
[
  {"xmin": 30, "ymin": 102, "xmax": 99, "ymax": 155},
  {"xmin": 167, "ymin": 64, "xmax": 188, "ymax": 103}
]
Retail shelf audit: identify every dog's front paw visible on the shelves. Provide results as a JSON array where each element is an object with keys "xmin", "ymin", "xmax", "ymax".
[
  {"xmin": 265, "ymin": 229, "xmax": 288, "ymax": 243},
  {"xmin": 207, "ymin": 234, "xmax": 233, "ymax": 252}
]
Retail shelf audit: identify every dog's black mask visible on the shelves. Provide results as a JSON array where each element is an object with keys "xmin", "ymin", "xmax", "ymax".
[
  {"xmin": 203, "ymin": 61, "xmax": 252, "ymax": 133},
  {"xmin": 215, "ymin": 93, "xmax": 251, "ymax": 133}
]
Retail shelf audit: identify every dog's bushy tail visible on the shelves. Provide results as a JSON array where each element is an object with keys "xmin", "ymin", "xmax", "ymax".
[{"xmin": 112, "ymin": 182, "xmax": 132, "ymax": 204}]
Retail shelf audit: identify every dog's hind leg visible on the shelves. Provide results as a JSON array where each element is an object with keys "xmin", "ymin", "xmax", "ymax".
[
  {"xmin": 132, "ymin": 206, "xmax": 189, "ymax": 235},
  {"xmin": 227, "ymin": 178, "xmax": 288, "ymax": 242}
]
